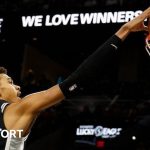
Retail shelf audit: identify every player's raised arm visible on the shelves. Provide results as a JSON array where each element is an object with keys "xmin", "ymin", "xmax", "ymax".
[
  {"xmin": 16, "ymin": 7, "xmax": 150, "ymax": 115},
  {"xmin": 116, "ymin": 7, "xmax": 150, "ymax": 40}
]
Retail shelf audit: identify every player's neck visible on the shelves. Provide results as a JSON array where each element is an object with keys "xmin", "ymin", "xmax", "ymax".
[{"xmin": 0, "ymin": 96, "xmax": 21, "ymax": 103}]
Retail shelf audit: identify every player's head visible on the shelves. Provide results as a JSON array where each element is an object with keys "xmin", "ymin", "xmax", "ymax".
[{"xmin": 0, "ymin": 67, "xmax": 21, "ymax": 102}]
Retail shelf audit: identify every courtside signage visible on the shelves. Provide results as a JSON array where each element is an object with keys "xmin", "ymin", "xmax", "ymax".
[{"xmin": 76, "ymin": 125, "xmax": 122, "ymax": 138}]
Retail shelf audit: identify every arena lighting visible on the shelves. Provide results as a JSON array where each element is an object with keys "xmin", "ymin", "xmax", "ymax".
[
  {"xmin": 21, "ymin": 10, "xmax": 142, "ymax": 27},
  {"xmin": 132, "ymin": 136, "xmax": 136, "ymax": 140},
  {"xmin": 32, "ymin": 37, "xmax": 38, "ymax": 41},
  {"xmin": 96, "ymin": 140, "xmax": 105, "ymax": 149},
  {"xmin": 0, "ymin": 18, "xmax": 3, "ymax": 32}
]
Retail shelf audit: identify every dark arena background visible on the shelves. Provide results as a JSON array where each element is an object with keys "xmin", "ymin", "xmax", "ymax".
[{"xmin": 0, "ymin": 0, "xmax": 150, "ymax": 149}]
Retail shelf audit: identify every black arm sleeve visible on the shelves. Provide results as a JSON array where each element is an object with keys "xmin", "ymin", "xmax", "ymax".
[{"xmin": 59, "ymin": 34, "xmax": 122, "ymax": 98}]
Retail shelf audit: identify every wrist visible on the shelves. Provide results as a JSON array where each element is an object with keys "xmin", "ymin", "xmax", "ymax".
[{"xmin": 115, "ymin": 24, "xmax": 130, "ymax": 41}]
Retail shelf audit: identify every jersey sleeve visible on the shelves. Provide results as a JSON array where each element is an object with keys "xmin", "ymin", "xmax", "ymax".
[{"xmin": 0, "ymin": 100, "xmax": 9, "ymax": 114}]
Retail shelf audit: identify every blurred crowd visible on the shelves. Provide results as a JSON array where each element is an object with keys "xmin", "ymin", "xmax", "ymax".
[{"xmin": 0, "ymin": 0, "xmax": 149, "ymax": 13}]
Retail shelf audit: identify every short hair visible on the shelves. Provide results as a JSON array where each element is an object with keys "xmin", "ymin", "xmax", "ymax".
[{"xmin": 0, "ymin": 67, "xmax": 7, "ymax": 74}]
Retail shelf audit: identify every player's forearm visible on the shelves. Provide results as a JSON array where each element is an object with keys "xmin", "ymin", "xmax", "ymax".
[
  {"xmin": 115, "ymin": 24, "xmax": 130, "ymax": 41},
  {"xmin": 59, "ymin": 35, "xmax": 122, "ymax": 98}
]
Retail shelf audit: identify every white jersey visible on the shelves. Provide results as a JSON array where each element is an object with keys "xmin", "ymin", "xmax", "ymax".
[
  {"xmin": 0, "ymin": 99, "xmax": 29, "ymax": 150},
  {"xmin": 5, "ymin": 134, "xmax": 28, "ymax": 150}
]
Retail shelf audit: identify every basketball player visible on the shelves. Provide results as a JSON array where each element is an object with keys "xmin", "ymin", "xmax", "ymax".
[{"xmin": 0, "ymin": 7, "xmax": 150, "ymax": 150}]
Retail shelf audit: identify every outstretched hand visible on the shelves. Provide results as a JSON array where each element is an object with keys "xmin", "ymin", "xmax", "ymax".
[
  {"xmin": 116, "ymin": 7, "xmax": 150, "ymax": 41},
  {"xmin": 125, "ymin": 7, "xmax": 150, "ymax": 32}
]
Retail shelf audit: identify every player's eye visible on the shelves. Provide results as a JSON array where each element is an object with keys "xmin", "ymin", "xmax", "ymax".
[{"xmin": 8, "ymin": 79, "xmax": 13, "ymax": 84}]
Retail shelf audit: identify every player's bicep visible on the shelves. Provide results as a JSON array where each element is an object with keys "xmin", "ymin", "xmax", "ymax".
[{"xmin": 19, "ymin": 85, "xmax": 64, "ymax": 114}]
